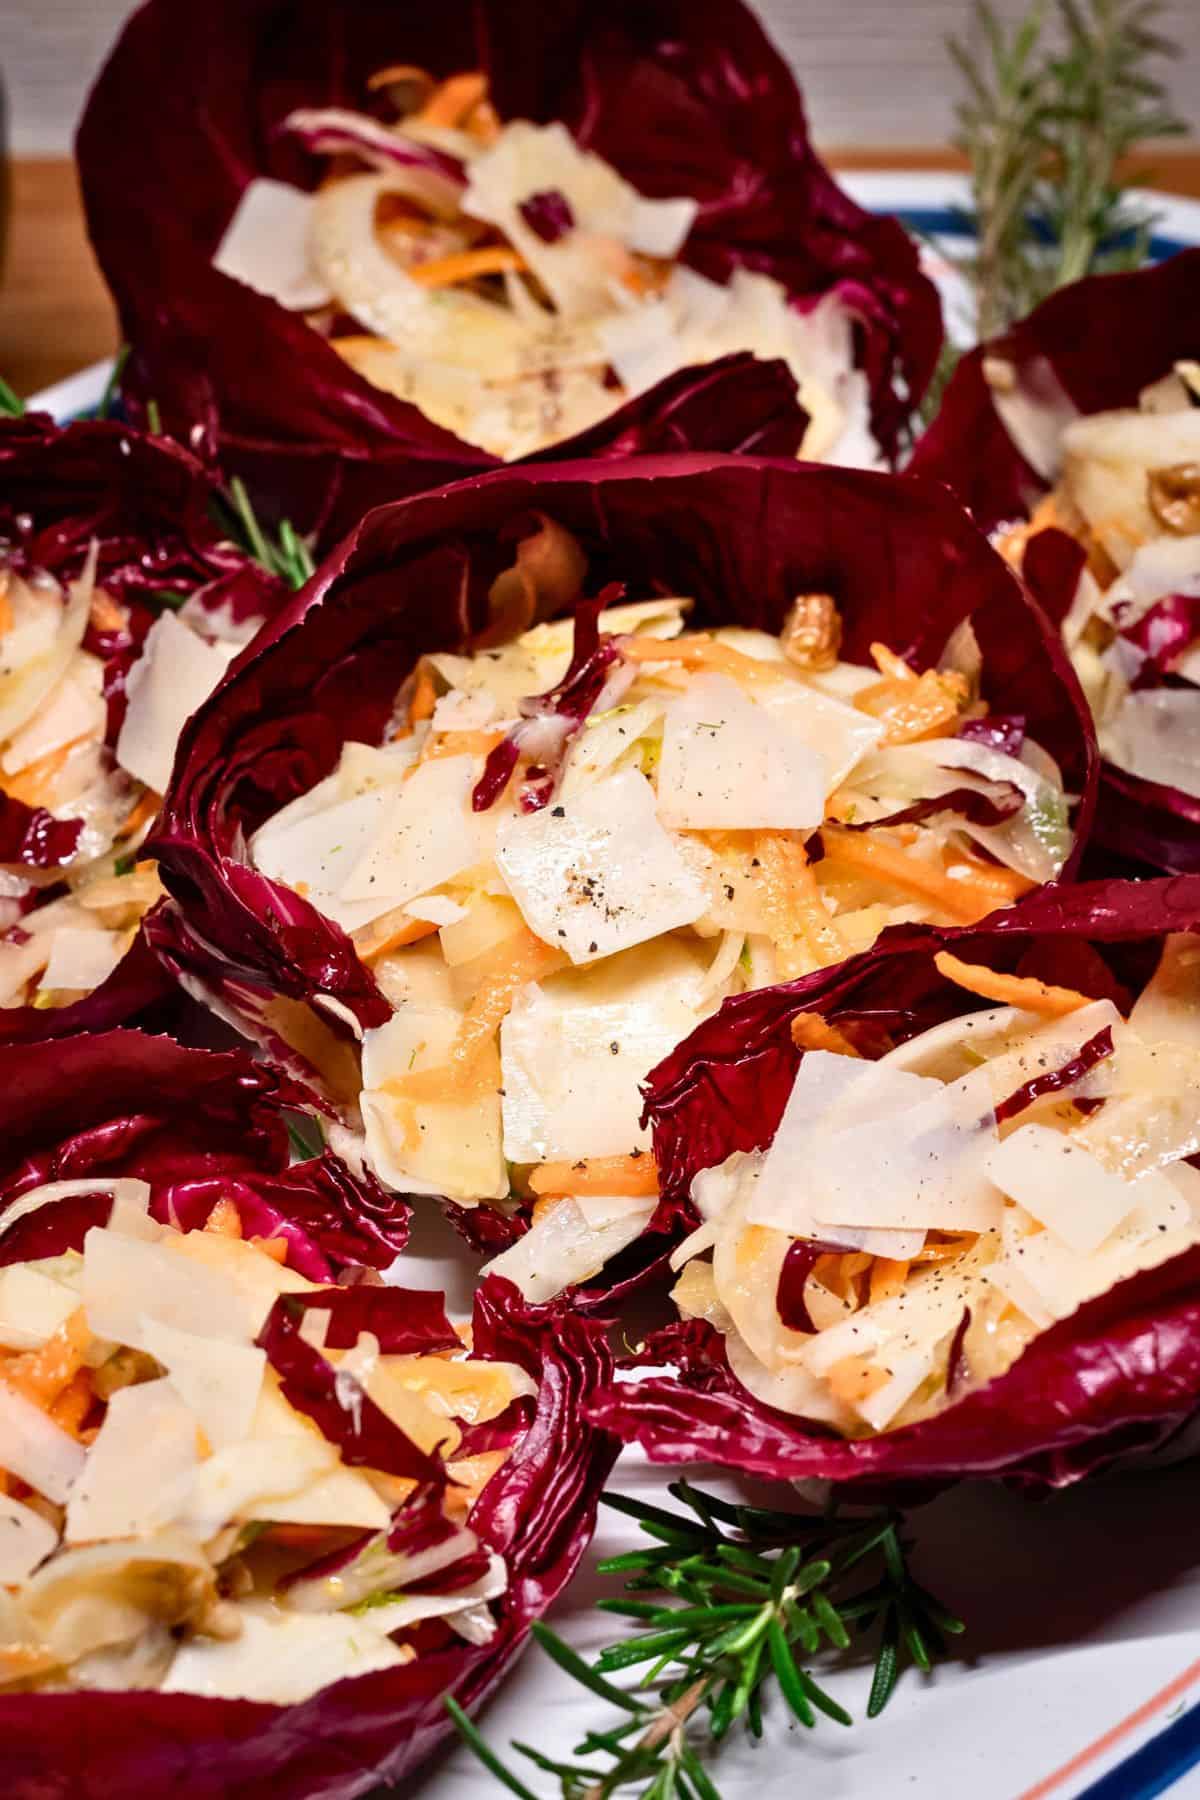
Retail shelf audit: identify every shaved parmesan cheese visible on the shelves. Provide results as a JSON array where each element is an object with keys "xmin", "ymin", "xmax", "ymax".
[
  {"xmin": 252, "ymin": 787, "xmax": 398, "ymax": 933},
  {"xmin": 361, "ymin": 1004, "xmax": 507, "ymax": 1202},
  {"xmin": 430, "ymin": 688, "xmax": 500, "ymax": 733},
  {"xmin": 364, "ymin": 1551, "xmax": 507, "ymax": 1638},
  {"xmin": 82, "ymin": 1227, "xmax": 263, "ymax": 1348},
  {"xmin": 116, "ymin": 612, "xmax": 236, "ymax": 795},
  {"xmin": 1106, "ymin": 688, "xmax": 1200, "ymax": 800},
  {"xmin": 340, "ymin": 756, "xmax": 489, "ymax": 915},
  {"xmin": 0, "ymin": 1492, "xmax": 58, "ymax": 1584},
  {"xmin": 500, "ymin": 940, "xmax": 709, "ymax": 1162},
  {"xmin": 986, "ymin": 1126, "xmax": 1149, "ymax": 1253},
  {"xmin": 65, "ymin": 1380, "xmax": 199, "ymax": 1543},
  {"xmin": 495, "ymin": 769, "xmax": 706, "ymax": 964},
  {"xmin": 404, "ymin": 894, "xmax": 468, "ymax": 928},
  {"xmin": 0, "ymin": 1263, "xmax": 79, "ymax": 1351},
  {"xmin": 482, "ymin": 1194, "xmax": 657, "ymax": 1303},
  {"xmin": 656, "ymin": 674, "xmax": 828, "ymax": 831},
  {"xmin": 0, "ymin": 1379, "xmax": 86, "ymax": 1501},
  {"xmin": 854, "ymin": 1346, "xmax": 938, "ymax": 1433},
  {"xmin": 162, "ymin": 1599, "xmax": 408, "ymax": 1703},
  {"xmin": 213, "ymin": 177, "xmax": 332, "ymax": 310},
  {"xmin": 1130, "ymin": 935, "xmax": 1200, "ymax": 1048},
  {"xmin": 141, "ymin": 1317, "xmax": 266, "ymax": 1451},
  {"xmin": 38, "ymin": 926, "xmax": 123, "ymax": 995},
  {"xmin": 755, "ymin": 679, "xmax": 883, "ymax": 790},
  {"xmin": 182, "ymin": 1438, "xmax": 338, "ymax": 1540},
  {"xmin": 561, "ymin": 698, "xmax": 665, "ymax": 799}
]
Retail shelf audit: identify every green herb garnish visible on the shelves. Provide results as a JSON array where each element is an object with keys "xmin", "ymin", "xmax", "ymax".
[
  {"xmin": 99, "ymin": 345, "xmax": 131, "ymax": 420},
  {"xmin": 214, "ymin": 477, "xmax": 316, "ymax": 591},
  {"xmin": 950, "ymin": 0, "xmax": 1186, "ymax": 339},
  {"xmin": 449, "ymin": 1482, "xmax": 963, "ymax": 1797},
  {"xmin": 145, "ymin": 397, "xmax": 163, "ymax": 436},
  {"xmin": 113, "ymin": 853, "xmax": 137, "ymax": 878},
  {"xmin": 0, "ymin": 375, "xmax": 25, "ymax": 418},
  {"xmin": 285, "ymin": 1113, "xmax": 326, "ymax": 1161}
]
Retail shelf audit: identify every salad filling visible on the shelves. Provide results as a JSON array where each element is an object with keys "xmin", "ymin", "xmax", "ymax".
[
  {"xmin": 0, "ymin": 1183, "xmax": 532, "ymax": 1701},
  {"xmin": 666, "ymin": 930, "xmax": 1200, "ymax": 1438},
  {"xmin": 216, "ymin": 69, "xmax": 880, "ymax": 466},
  {"xmin": 995, "ymin": 362, "xmax": 1200, "ymax": 812},
  {"xmin": 243, "ymin": 534, "xmax": 1074, "ymax": 1298}
]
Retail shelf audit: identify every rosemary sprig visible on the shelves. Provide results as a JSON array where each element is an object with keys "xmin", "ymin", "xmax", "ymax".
[
  {"xmin": 449, "ymin": 1481, "xmax": 963, "ymax": 1798},
  {"xmin": 212, "ymin": 475, "xmax": 316, "ymax": 591},
  {"xmin": 0, "ymin": 375, "xmax": 25, "ymax": 418},
  {"xmin": 950, "ymin": 0, "xmax": 1186, "ymax": 337}
]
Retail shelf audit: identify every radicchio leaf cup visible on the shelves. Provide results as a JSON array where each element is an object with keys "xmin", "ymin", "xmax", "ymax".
[
  {"xmin": 147, "ymin": 452, "xmax": 1097, "ymax": 1298},
  {"xmin": 589, "ymin": 874, "xmax": 1200, "ymax": 1493},
  {"xmin": 0, "ymin": 413, "xmax": 288, "ymax": 1043},
  {"xmin": 76, "ymin": 0, "xmax": 940, "ymax": 546},
  {"xmin": 912, "ymin": 255, "xmax": 1200, "ymax": 878},
  {"xmin": 0, "ymin": 1030, "xmax": 617, "ymax": 1800}
]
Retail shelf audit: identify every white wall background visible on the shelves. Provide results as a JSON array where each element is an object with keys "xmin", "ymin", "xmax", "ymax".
[{"xmin": 3, "ymin": 0, "xmax": 1199, "ymax": 156}]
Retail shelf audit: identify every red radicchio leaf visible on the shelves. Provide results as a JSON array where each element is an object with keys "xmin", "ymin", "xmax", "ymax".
[
  {"xmin": 1119, "ymin": 593, "xmax": 1200, "ymax": 686},
  {"xmin": 776, "ymin": 1237, "xmax": 859, "ymax": 1332},
  {"xmin": 284, "ymin": 1283, "xmax": 458, "ymax": 1352},
  {"xmin": 519, "ymin": 188, "xmax": 575, "ymax": 242},
  {"xmin": 596, "ymin": 875, "xmax": 1200, "ymax": 1492},
  {"xmin": 836, "ymin": 781, "xmax": 1024, "ymax": 833},
  {"xmin": 0, "ymin": 792, "xmax": 83, "ymax": 867},
  {"xmin": 0, "ymin": 1274, "xmax": 617, "ymax": 1799},
  {"xmin": 256, "ymin": 1293, "xmax": 449, "ymax": 1485},
  {"xmin": 473, "ymin": 587, "xmax": 621, "ymax": 812},
  {"xmin": 0, "ymin": 1030, "xmax": 407, "ymax": 1279},
  {"xmin": 910, "ymin": 251, "xmax": 1200, "ymax": 533},
  {"xmin": 994, "ymin": 1023, "xmax": 1114, "ymax": 1124},
  {"xmin": 149, "ymin": 456, "xmax": 1095, "ymax": 1117},
  {"xmin": 76, "ymin": 0, "xmax": 940, "ymax": 545}
]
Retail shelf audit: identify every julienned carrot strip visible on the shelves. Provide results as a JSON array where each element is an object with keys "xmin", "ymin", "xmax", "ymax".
[
  {"xmin": 384, "ymin": 928, "xmax": 562, "ymax": 1103},
  {"xmin": 408, "ymin": 247, "xmax": 528, "ymax": 288},
  {"xmin": 420, "ymin": 729, "xmax": 506, "ymax": 763},
  {"xmin": 868, "ymin": 642, "xmax": 915, "ymax": 682},
  {"xmin": 250, "ymin": 1235, "xmax": 289, "ymax": 1265},
  {"xmin": 790, "ymin": 1012, "xmax": 862, "ymax": 1058},
  {"xmin": 117, "ymin": 788, "xmax": 159, "ymax": 841},
  {"xmin": 755, "ymin": 831, "xmax": 849, "ymax": 974},
  {"xmin": 89, "ymin": 585, "xmax": 126, "ymax": 633},
  {"xmin": 4, "ymin": 1310, "xmax": 90, "ymax": 1409},
  {"xmin": 944, "ymin": 853, "xmax": 1036, "ymax": 905},
  {"xmin": 413, "ymin": 70, "xmax": 488, "ymax": 128},
  {"xmin": 2, "ymin": 736, "xmax": 87, "ymax": 808},
  {"xmin": 352, "ymin": 910, "xmax": 441, "ymax": 962},
  {"xmin": 853, "ymin": 668, "xmax": 969, "ymax": 745},
  {"xmin": 0, "ymin": 578, "xmax": 14, "ymax": 636},
  {"xmin": 409, "ymin": 663, "xmax": 437, "ymax": 726},
  {"xmin": 205, "ymin": 1197, "xmax": 243, "ymax": 1238},
  {"xmin": 619, "ymin": 635, "xmax": 784, "ymax": 686},
  {"xmin": 49, "ymin": 1370, "xmax": 93, "ymax": 1439},
  {"xmin": 868, "ymin": 1257, "xmax": 910, "ymax": 1306},
  {"xmin": 529, "ymin": 1154, "xmax": 660, "ymax": 1199},
  {"xmin": 820, "ymin": 826, "xmax": 1002, "ymax": 924},
  {"xmin": 932, "ymin": 951, "xmax": 1096, "ymax": 1017}
]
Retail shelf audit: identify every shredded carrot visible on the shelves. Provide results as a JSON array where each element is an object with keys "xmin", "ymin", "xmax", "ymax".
[
  {"xmin": 385, "ymin": 927, "xmax": 562, "ymax": 1102},
  {"xmin": 995, "ymin": 492, "xmax": 1068, "ymax": 570},
  {"xmin": 204, "ymin": 1197, "xmax": 244, "ymax": 1238},
  {"xmin": 0, "ymin": 577, "xmax": 13, "ymax": 636},
  {"xmin": 868, "ymin": 642, "xmax": 916, "ymax": 682},
  {"xmin": 419, "ymin": 728, "xmax": 506, "ymax": 763},
  {"xmin": 932, "ymin": 951, "xmax": 1096, "ymax": 1017},
  {"xmin": 89, "ymin": 585, "xmax": 126, "ymax": 634},
  {"xmin": 790, "ymin": 1012, "xmax": 862, "ymax": 1058},
  {"xmin": 250, "ymin": 1235, "xmax": 289, "ymax": 1265},
  {"xmin": 755, "ymin": 831, "xmax": 849, "ymax": 975},
  {"xmin": 445, "ymin": 1448, "xmax": 510, "ymax": 1519},
  {"xmin": 117, "ymin": 788, "xmax": 159, "ymax": 841},
  {"xmin": 854, "ymin": 666, "xmax": 969, "ymax": 745},
  {"xmin": 408, "ymin": 246, "xmax": 528, "ymax": 288},
  {"xmin": 820, "ymin": 825, "xmax": 1005, "ymax": 924},
  {"xmin": 530, "ymin": 1192, "xmax": 569, "ymax": 1224},
  {"xmin": 619, "ymin": 634, "xmax": 783, "ymax": 687},
  {"xmin": 413, "ymin": 70, "xmax": 488, "ymax": 128},
  {"xmin": 868, "ymin": 1257, "xmax": 911, "ymax": 1306},
  {"xmin": 2, "ymin": 736, "xmax": 87, "ymax": 808},
  {"xmin": 48, "ymin": 1370, "xmax": 94, "ymax": 1439},
  {"xmin": 943, "ymin": 852, "xmax": 1036, "ymax": 906},
  {"xmin": 408, "ymin": 662, "xmax": 437, "ymax": 727},
  {"xmin": 827, "ymin": 1354, "xmax": 890, "ymax": 1406},
  {"xmin": 352, "ymin": 909, "xmax": 442, "ymax": 963},
  {"xmin": 530, "ymin": 1153, "xmax": 660, "ymax": 1199},
  {"xmin": 3, "ymin": 1310, "xmax": 90, "ymax": 1410}
]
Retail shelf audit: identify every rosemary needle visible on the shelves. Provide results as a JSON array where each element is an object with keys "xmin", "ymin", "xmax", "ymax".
[{"xmin": 448, "ymin": 1484, "xmax": 963, "ymax": 1799}]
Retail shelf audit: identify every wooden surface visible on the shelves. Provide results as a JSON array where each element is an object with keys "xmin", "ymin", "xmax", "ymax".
[{"xmin": 3, "ymin": 149, "xmax": 1200, "ymax": 400}]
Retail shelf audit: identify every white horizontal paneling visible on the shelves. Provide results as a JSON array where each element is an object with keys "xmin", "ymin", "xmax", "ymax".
[{"xmin": 1, "ymin": 0, "xmax": 1198, "ymax": 153}]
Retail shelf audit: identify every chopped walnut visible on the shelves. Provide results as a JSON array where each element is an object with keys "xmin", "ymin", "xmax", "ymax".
[
  {"xmin": 1147, "ymin": 462, "xmax": 1200, "ymax": 536},
  {"xmin": 781, "ymin": 592, "xmax": 842, "ymax": 670}
]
